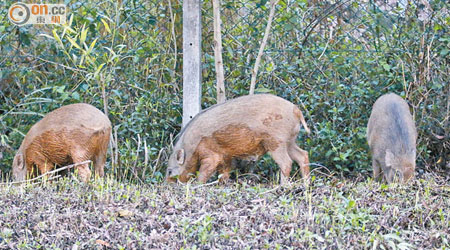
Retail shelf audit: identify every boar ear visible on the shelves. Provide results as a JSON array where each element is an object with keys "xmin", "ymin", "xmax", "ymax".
[
  {"xmin": 176, "ymin": 149, "xmax": 185, "ymax": 165},
  {"xmin": 385, "ymin": 150, "xmax": 394, "ymax": 167}
]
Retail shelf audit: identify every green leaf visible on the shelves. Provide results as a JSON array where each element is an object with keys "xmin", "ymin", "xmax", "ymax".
[
  {"xmin": 80, "ymin": 24, "xmax": 88, "ymax": 45},
  {"xmin": 66, "ymin": 36, "xmax": 81, "ymax": 50},
  {"xmin": 346, "ymin": 200, "xmax": 356, "ymax": 210},
  {"xmin": 72, "ymin": 92, "xmax": 80, "ymax": 100},
  {"xmin": 94, "ymin": 63, "xmax": 105, "ymax": 78},
  {"xmin": 52, "ymin": 29, "xmax": 64, "ymax": 48},
  {"xmin": 101, "ymin": 19, "xmax": 111, "ymax": 34},
  {"xmin": 254, "ymin": 87, "xmax": 273, "ymax": 94},
  {"xmin": 87, "ymin": 38, "xmax": 98, "ymax": 54}
]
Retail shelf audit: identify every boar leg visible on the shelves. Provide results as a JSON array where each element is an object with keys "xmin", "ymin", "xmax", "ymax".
[
  {"xmin": 218, "ymin": 158, "xmax": 232, "ymax": 183},
  {"xmin": 71, "ymin": 150, "xmax": 92, "ymax": 182},
  {"xmin": 198, "ymin": 155, "xmax": 222, "ymax": 183},
  {"xmin": 35, "ymin": 159, "xmax": 55, "ymax": 177},
  {"xmin": 288, "ymin": 142, "xmax": 310, "ymax": 179},
  {"xmin": 269, "ymin": 145, "xmax": 293, "ymax": 184},
  {"xmin": 93, "ymin": 153, "xmax": 106, "ymax": 178},
  {"xmin": 372, "ymin": 159, "xmax": 382, "ymax": 182}
]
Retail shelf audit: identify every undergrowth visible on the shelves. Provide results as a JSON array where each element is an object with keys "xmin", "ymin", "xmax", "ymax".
[{"xmin": 0, "ymin": 173, "xmax": 448, "ymax": 249}]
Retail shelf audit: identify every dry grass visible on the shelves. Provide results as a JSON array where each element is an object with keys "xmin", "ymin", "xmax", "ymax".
[{"xmin": 0, "ymin": 173, "xmax": 449, "ymax": 249}]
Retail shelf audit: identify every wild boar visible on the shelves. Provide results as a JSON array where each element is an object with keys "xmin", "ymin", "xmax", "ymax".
[
  {"xmin": 367, "ymin": 93, "xmax": 417, "ymax": 183},
  {"xmin": 166, "ymin": 94, "xmax": 310, "ymax": 184},
  {"xmin": 12, "ymin": 103, "xmax": 111, "ymax": 182}
]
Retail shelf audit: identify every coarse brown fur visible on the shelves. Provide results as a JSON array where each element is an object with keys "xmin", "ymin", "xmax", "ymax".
[
  {"xmin": 367, "ymin": 93, "xmax": 417, "ymax": 183},
  {"xmin": 166, "ymin": 94, "xmax": 310, "ymax": 184},
  {"xmin": 12, "ymin": 103, "xmax": 111, "ymax": 182}
]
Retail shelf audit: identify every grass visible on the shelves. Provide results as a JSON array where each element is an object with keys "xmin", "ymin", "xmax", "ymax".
[{"xmin": 0, "ymin": 173, "xmax": 449, "ymax": 249}]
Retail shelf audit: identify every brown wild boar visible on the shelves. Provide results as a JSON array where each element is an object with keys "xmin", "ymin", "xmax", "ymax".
[
  {"xmin": 166, "ymin": 94, "xmax": 310, "ymax": 184},
  {"xmin": 12, "ymin": 103, "xmax": 111, "ymax": 182},
  {"xmin": 367, "ymin": 93, "xmax": 417, "ymax": 183}
]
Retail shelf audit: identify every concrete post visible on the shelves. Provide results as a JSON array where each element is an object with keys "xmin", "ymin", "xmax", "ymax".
[{"xmin": 182, "ymin": 0, "xmax": 202, "ymax": 127}]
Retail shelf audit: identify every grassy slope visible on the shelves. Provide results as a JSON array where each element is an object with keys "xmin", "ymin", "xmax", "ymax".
[{"xmin": 0, "ymin": 174, "xmax": 449, "ymax": 249}]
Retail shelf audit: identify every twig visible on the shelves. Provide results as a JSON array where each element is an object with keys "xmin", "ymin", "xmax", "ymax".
[
  {"xmin": 191, "ymin": 180, "xmax": 219, "ymax": 189},
  {"xmin": 30, "ymin": 175, "xmax": 62, "ymax": 186},
  {"xmin": 23, "ymin": 52, "xmax": 88, "ymax": 73},
  {"xmin": 167, "ymin": 0, "xmax": 178, "ymax": 72},
  {"xmin": 1, "ymin": 160, "xmax": 91, "ymax": 185},
  {"xmin": 317, "ymin": 27, "xmax": 333, "ymax": 60},
  {"xmin": 101, "ymin": 74, "xmax": 108, "ymax": 118},
  {"xmin": 213, "ymin": 0, "xmax": 226, "ymax": 103},
  {"xmin": 300, "ymin": 0, "xmax": 351, "ymax": 49},
  {"xmin": 249, "ymin": 0, "xmax": 279, "ymax": 95},
  {"xmin": 237, "ymin": 173, "xmax": 261, "ymax": 181},
  {"xmin": 152, "ymin": 147, "xmax": 165, "ymax": 177},
  {"xmin": 131, "ymin": 134, "xmax": 144, "ymax": 184},
  {"xmin": 114, "ymin": 126, "xmax": 119, "ymax": 168},
  {"xmin": 260, "ymin": 185, "xmax": 280, "ymax": 195}
]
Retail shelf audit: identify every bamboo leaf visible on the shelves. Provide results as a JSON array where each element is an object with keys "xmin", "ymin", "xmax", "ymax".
[
  {"xmin": 66, "ymin": 36, "xmax": 81, "ymax": 50},
  {"xmin": 80, "ymin": 24, "xmax": 87, "ymax": 45},
  {"xmin": 94, "ymin": 63, "xmax": 105, "ymax": 78},
  {"xmin": 87, "ymin": 38, "xmax": 98, "ymax": 54},
  {"xmin": 101, "ymin": 19, "xmax": 111, "ymax": 34},
  {"xmin": 52, "ymin": 29, "xmax": 64, "ymax": 48}
]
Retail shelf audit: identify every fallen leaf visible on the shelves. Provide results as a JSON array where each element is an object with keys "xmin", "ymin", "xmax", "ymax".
[
  {"xmin": 96, "ymin": 239, "xmax": 111, "ymax": 247},
  {"xmin": 432, "ymin": 132, "xmax": 445, "ymax": 140},
  {"xmin": 118, "ymin": 209, "xmax": 134, "ymax": 217}
]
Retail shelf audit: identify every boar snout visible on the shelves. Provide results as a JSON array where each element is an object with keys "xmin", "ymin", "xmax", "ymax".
[
  {"xmin": 76, "ymin": 164, "xmax": 91, "ymax": 183},
  {"xmin": 166, "ymin": 167, "xmax": 195, "ymax": 183},
  {"xmin": 12, "ymin": 152, "xmax": 26, "ymax": 182},
  {"xmin": 385, "ymin": 167, "xmax": 414, "ymax": 184},
  {"xmin": 385, "ymin": 150, "xmax": 415, "ymax": 183},
  {"xmin": 384, "ymin": 168, "xmax": 401, "ymax": 183},
  {"xmin": 402, "ymin": 168, "xmax": 414, "ymax": 183},
  {"xmin": 165, "ymin": 167, "xmax": 177, "ymax": 183},
  {"xmin": 166, "ymin": 175, "xmax": 177, "ymax": 183}
]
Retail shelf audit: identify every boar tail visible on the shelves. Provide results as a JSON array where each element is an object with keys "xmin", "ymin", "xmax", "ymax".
[{"xmin": 294, "ymin": 106, "xmax": 310, "ymax": 134}]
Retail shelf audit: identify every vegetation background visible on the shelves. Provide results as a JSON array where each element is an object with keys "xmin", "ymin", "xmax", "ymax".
[{"xmin": 0, "ymin": 0, "xmax": 449, "ymax": 249}]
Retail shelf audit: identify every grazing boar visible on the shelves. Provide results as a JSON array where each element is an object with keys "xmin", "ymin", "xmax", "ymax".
[
  {"xmin": 166, "ymin": 94, "xmax": 310, "ymax": 184},
  {"xmin": 12, "ymin": 103, "xmax": 111, "ymax": 182},
  {"xmin": 367, "ymin": 93, "xmax": 417, "ymax": 183}
]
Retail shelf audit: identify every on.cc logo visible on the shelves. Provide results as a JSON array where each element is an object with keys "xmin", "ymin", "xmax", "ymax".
[{"xmin": 8, "ymin": 3, "xmax": 30, "ymax": 26}]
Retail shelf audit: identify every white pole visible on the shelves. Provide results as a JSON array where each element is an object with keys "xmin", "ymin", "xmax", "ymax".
[{"xmin": 182, "ymin": 0, "xmax": 202, "ymax": 127}]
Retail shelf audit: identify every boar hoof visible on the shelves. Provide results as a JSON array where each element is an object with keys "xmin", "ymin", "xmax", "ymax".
[
  {"xmin": 280, "ymin": 174, "xmax": 291, "ymax": 185},
  {"xmin": 218, "ymin": 174, "xmax": 230, "ymax": 184}
]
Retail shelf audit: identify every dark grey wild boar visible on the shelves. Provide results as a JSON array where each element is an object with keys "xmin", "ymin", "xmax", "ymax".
[
  {"xmin": 12, "ymin": 103, "xmax": 111, "ymax": 182},
  {"xmin": 166, "ymin": 94, "xmax": 310, "ymax": 184},
  {"xmin": 367, "ymin": 93, "xmax": 417, "ymax": 183}
]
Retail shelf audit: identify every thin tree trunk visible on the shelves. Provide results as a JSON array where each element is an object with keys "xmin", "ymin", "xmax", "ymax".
[
  {"xmin": 213, "ymin": 0, "xmax": 226, "ymax": 103},
  {"xmin": 101, "ymin": 74, "xmax": 108, "ymax": 117},
  {"xmin": 249, "ymin": 0, "xmax": 279, "ymax": 95},
  {"xmin": 167, "ymin": 0, "xmax": 177, "ymax": 75}
]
